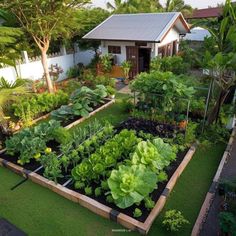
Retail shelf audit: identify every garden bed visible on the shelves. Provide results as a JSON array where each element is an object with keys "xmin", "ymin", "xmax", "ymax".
[
  {"xmin": 0, "ymin": 144, "xmax": 196, "ymax": 234},
  {"xmin": 0, "ymin": 116, "xmax": 196, "ymax": 234}
]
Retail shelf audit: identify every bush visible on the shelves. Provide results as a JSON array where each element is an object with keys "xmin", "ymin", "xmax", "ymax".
[
  {"xmin": 162, "ymin": 210, "xmax": 189, "ymax": 232},
  {"xmin": 219, "ymin": 212, "xmax": 236, "ymax": 235},
  {"xmin": 12, "ymin": 90, "xmax": 69, "ymax": 126},
  {"xmin": 66, "ymin": 66, "xmax": 80, "ymax": 78},
  {"xmin": 150, "ymin": 56, "xmax": 189, "ymax": 75}
]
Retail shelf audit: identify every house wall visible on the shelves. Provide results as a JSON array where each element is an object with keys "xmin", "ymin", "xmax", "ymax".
[
  {"xmin": 101, "ymin": 40, "xmax": 156, "ymax": 64},
  {"xmin": 156, "ymin": 27, "xmax": 180, "ymax": 55},
  {"xmin": 0, "ymin": 48, "xmax": 95, "ymax": 82}
]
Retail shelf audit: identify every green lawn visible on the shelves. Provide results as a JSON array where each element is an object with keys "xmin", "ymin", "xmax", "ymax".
[{"xmin": 0, "ymin": 93, "xmax": 226, "ymax": 235}]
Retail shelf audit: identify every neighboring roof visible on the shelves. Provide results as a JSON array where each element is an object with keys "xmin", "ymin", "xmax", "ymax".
[
  {"xmin": 83, "ymin": 12, "xmax": 190, "ymax": 43},
  {"xmin": 187, "ymin": 7, "xmax": 222, "ymax": 19},
  {"xmin": 185, "ymin": 27, "xmax": 211, "ymax": 41}
]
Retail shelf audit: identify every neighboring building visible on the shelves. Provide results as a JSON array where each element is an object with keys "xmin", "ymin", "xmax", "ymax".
[
  {"xmin": 184, "ymin": 27, "xmax": 211, "ymax": 49},
  {"xmin": 83, "ymin": 12, "xmax": 190, "ymax": 77},
  {"xmin": 186, "ymin": 7, "xmax": 222, "ymax": 20}
]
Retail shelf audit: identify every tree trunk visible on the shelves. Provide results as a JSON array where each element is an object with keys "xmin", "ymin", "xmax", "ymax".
[
  {"xmin": 41, "ymin": 49, "xmax": 54, "ymax": 93},
  {"xmin": 207, "ymin": 89, "xmax": 229, "ymax": 124}
]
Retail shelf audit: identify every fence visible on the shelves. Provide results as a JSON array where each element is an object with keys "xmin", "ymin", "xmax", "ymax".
[{"xmin": 0, "ymin": 47, "xmax": 95, "ymax": 82}]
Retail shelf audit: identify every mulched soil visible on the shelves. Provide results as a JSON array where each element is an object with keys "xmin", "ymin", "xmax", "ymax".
[
  {"xmin": 68, "ymin": 149, "xmax": 188, "ymax": 223},
  {"xmin": 116, "ymin": 117, "xmax": 182, "ymax": 138}
]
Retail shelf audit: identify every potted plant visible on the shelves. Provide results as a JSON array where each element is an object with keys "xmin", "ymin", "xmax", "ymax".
[
  {"xmin": 177, "ymin": 114, "xmax": 188, "ymax": 129},
  {"xmin": 121, "ymin": 60, "xmax": 132, "ymax": 85}
]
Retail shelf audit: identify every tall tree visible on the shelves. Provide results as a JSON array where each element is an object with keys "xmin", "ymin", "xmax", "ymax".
[
  {"xmin": 164, "ymin": 0, "xmax": 192, "ymax": 15},
  {"xmin": 106, "ymin": 0, "xmax": 125, "ymax": 12},
  {"xmin": 0, "ymin": 0, "xmax": 90, "ymax": 93}
]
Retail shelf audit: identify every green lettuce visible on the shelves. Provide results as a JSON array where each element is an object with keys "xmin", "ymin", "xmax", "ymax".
[{"xmin": 108, "ymin": 164, "xmax": 157, "ymax": 209}]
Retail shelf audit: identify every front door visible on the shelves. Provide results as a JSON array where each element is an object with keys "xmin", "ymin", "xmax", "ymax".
[{"xmin": 126, "ymin": 46, "xmax": 139, "ymax": 78}]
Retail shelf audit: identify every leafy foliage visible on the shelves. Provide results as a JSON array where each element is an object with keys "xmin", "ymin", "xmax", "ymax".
[
  {"xmin": 12, "ymin": 90, "xmax": 69, "ymax": 126},
  {"xmin": 219, "ymin": 212, "xmax": 236, "ymax": 235},
  {"xmin": 131, "ymin": 138, "xmax": 176, "ymax": 173},
  {"xmin": 108, "ymin": 164, "xmax": 157, "ymax": 209},
  {"xmin": 162, "ymin": 209, "xmax": 189, "ymax": 232},
  {"xmin": 5, "ymin": 120, "xmax": 65, "ymax": 165}
]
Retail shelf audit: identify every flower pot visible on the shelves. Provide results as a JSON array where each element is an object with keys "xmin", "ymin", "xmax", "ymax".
[{"xmin": 179, "ymin": 120, "xmax": 187, "ymax": 129}]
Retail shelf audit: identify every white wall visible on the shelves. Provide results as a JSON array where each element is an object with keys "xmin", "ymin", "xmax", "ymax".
[
  {"xmin": 101, "ymin": 40, "xmax": 135, "ymax": 65},
  {"xmin": 157, "ymin": 27, "xmax": 180, "ymax": 55},
  {"xmin": 0, "ymin": 49, "xmax": 95, "ymax": 82}
]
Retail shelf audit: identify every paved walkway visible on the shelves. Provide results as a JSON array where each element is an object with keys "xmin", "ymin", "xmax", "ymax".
[
  {"xmin": 118, "ymin": 84, "xmax": 132, "ymax": 94},
  {"xmin": 200, "ymin": 138, "xmax": 236, "ymax": 236}
]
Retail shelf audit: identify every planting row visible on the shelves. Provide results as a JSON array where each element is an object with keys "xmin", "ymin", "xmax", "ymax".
[
  {"xmin": 0, "ymin": 117, "xmax": 191, "ymax": 222},
  {"xmin": 0, "ymin": 84, "xmax": 112, "ymax": 149}
]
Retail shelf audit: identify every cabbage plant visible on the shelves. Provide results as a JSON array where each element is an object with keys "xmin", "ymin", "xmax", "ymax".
[{"xmin": 108, "ymin": 164, "xmax": 157, "ymax": 209}]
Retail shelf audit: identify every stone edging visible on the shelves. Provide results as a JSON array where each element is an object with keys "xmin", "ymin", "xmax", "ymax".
[
  {"xmin": 191, "ymin": 126, "xmax": 236, "ymax": 236},
  {"xmin": 0, "ymin": 144, "xmax": 196, "ymax": 234}
]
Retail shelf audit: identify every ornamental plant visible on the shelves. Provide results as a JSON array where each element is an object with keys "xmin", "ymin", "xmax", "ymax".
[
  {"xmin": 108, "ymin": 164, "xmax": 157, "ymax": 209},
  {"xmin": 162, "ymin": 210, "xmax": 189, "ymax": 232}
]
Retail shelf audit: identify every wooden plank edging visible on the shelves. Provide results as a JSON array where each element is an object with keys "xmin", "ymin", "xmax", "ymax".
[
  {"xmin": 0, "ymin": 141, "xmax": 196, "ymax": 234},
  {"xmin": 64, "ymin": 99, "xmax": 115, "ymax": 129},
  {"xmin": 191, "ymin": 126, "xmax": 236, "ymax": 236}
]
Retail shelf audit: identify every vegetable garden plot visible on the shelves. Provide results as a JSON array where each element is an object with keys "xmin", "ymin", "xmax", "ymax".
[{"xmin": 0, "ymin": 116, "xmax": 196, "ymax": 234}]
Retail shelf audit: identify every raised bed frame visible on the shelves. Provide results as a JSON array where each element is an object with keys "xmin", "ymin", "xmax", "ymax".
[{"xmin": 0, "ymin": 143, "xmax": 196, "ymax": 234}]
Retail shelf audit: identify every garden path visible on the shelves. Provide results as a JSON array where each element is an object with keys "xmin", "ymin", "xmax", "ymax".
[{"xmin": 200, "ymin": 138, "xmax": 236, "ymax": 236}]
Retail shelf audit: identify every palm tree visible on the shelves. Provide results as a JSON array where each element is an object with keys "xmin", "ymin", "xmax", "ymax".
[
  {"xmin": 164, "ymin": 0, "xmax": 192, "ymax": 15},
  {"xmin": 0, "ymin": 10, "xmax": 23, "ymax": 75},
  {"xmin": 106, "ymin": 0, "xmax": 125, "ymax": 12}
]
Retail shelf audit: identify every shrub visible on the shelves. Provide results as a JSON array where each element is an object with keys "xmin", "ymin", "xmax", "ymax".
[
  {"xmin": 12, "ymin": 90, "xmax": 69, "ymax": 126},
  {"xmin": 150, "ymin": 56, "xmax": 188, "ymax": 75},
  {"xmin": 66, "ymin": 66, "xmax": 80, "ymax": 78},
  {"xmin": 219, "ymin": 212, "xmax": 236, "ymax": 235},
  {"xmin": 162, "ymin": 210, "xmax": 189, "ymax": 232}
]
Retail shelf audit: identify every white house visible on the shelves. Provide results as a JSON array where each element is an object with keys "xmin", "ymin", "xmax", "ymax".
[{"xmin": 83, "ymin": 12, "xmax": 190, "ymax": 77}]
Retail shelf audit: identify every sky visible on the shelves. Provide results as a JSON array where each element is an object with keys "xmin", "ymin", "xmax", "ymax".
[{"xmin": 91, "ymin": 0, "xmax": 225, "ymax": 9}]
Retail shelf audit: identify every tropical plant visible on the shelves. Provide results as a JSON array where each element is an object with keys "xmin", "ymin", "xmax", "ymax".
[
  {"xmin": 108, "ymin": 164, "xmax": 157, "ymax": 209},
  {"xmin": 121, "ymin": 60, "xmax": 132, "ymax": 79},
  {"xmin": 100, "ymin": 54, "xmax": 113, "ymax": 73},
  {"xmin": 164, "ymin": 0, "xmax": 192, "ymax": 15},
  {"xmin": 1, "ymin": 0, "xmax": 90, "ymax": 93},
  {"xmin": 162, "ymin": 209, "xmax": 189, "ymax": 232}
]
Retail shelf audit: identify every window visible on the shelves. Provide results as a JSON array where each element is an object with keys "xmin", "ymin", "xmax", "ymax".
[{"xmin": 108, "ymin": 46, "xmax": 121, "ymax": 54}]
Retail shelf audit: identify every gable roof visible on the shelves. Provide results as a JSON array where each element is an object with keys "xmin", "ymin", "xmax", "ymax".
[
  {"xmin": 187, "ymin": 7, "xmax": 222, "ymax": 19},
  {"xmin": 83, "ymin": 12, "xmax": 190, "ymax": 43}
]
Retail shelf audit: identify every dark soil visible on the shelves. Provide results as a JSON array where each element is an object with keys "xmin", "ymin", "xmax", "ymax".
[
  {"xmin": 61, "ymin": 99, "xmax": 111, "ymax": 127},
  {"xmin": 116, "ymin": 117, "xmax": 182, "ymax": 138},
  {"xmin": 67, "ymin": 149, "xmax": 188, "ymax": 223}
]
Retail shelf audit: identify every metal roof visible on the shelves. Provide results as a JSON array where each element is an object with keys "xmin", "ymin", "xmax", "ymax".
[
  {"xmin": 185, "ymin": 27, "xmax": 211, "ymax": 41},
  {"xmin": 83, "ymin": 12, "xmax": 189, "ymax": 42}
]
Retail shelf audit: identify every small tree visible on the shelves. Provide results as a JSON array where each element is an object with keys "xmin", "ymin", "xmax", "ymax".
[{"xmin": 1, "ymin": 0, "xmax": 90, "ymax": 93}]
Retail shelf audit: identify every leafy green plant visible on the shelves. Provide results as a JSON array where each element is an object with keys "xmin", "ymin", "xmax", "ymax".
[
  {"xmin": 95, "ymin": 187, "xmax": 102, "ymax": 197},
  {"xmin": 5, "ymin": 120, "xmax": 63, "ymax": 165},
  {"xmin": 162, "ymin": 210, "xmax": 189, "ymax": 232},
  {"xmin": 144, "ymin": 197, "xmax": 155, "ymax": 210},
  {"xmin": 150, "ymin": 56, "xmax": 188, "ymax": 75},
  {"xmin": 108, "ymin": 164, "xmax": 157, "ymax": 209},
  {"xmin": 219, "ymin": 212, "xmax": 236, "ymax": 235},
  {"xmin": 131, "ymin": 138, "xmax": 176, "ymax": 174},
  {"xmin": 133, "ymin": 208, "xmax": 142, "ymax": 218},
  {"xmin": 121, "ymin": 60, "xmax": 132, "ymax": 79},
  {"xmin": 84, "ymin": 186, "xmax": 93, "ymax": 196},
  {"xmin": 100, "ymin": 54, "xmax": 113, "ymax": 73},
  {"xmin": 12, "ymin": 90, "xmax": 68, "ymax": 126},
  {"xmin": 66, "ymin": 66, "xmax": 80, "ymax": 78}
]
